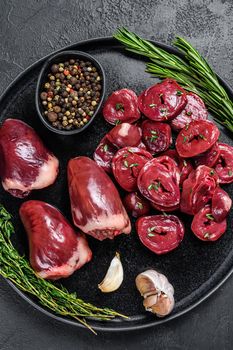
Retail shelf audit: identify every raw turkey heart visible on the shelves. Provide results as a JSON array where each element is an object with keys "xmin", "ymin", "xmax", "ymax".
[
  {"xmin": 19, "ymin": 200, "xmax": 92, "ymax": 280},
  {"xmin": 0, "ymin": 119, "xmax": 59, "ymax": 198},
  {"xmin": 68, "ymin": 156, "xmax": 131, "ymax": 240}
]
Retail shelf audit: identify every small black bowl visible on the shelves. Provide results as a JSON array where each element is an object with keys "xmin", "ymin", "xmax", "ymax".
[{"xmin": 35, "ymin": 50, "xmax": 106, "ymax": 135}]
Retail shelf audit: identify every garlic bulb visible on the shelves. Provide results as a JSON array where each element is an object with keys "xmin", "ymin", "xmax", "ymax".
[
  {"xmin": 98, "ymin": 252, "xmax": 123, "ymax": 293},
  {"xmin": 135, "ymin": 269, "xmax": 174, "ymax": 317}
]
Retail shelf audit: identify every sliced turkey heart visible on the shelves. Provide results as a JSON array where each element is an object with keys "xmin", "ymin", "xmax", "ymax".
[
  {"xmin": 194, "ymin": 142, "xmax": 220, "ymax": 168},
  {"xmin": 123, "ymin": 192, "xmax": 151, "ymax": 218},
  {"xmin": 138, "ymin": 79, "xmax": 187, "ymax": 122},
  {"xmin": 214, "ymin": 143, "xmax": 233, "ymax": 184},
  {"xmin": 0, "ymin": 119, "xmax": 59, "ymax": 198},
  {"xmin": 19, "ymin": 200, "xmax": 92, "ymax": 280},
  {"xmin": 106, "ymin": 123, "xmax": 142, "ymax": 148},
  {"xmin": 212, "ymin": 187, "xmax": 232, "ymax": 222},
  {"xmin": 93, "ymin": 123, "xmax": 142, "ymax": 173},
  {"xmin": 151, "ymin": 202, "xmax": 180, "ymax": 212},
  {"xmin": 161, "ymin": 149, "xmax": 193, "ymax": 185},
  {"xmin": 180, "ymin": 165, "xmax": 219, "ymax": 215},
  {"xmin": 141, "ymin": 120, "xmax": 172, "ymax": 155},
  {"xmin": 93, "ymin": 135, "xmax": 118, "ymax": 173},
  {"xmin": 68, "ymin": 156, "xmax": 131, "ymax": 240},
  {"xmin": 176, "ymin": 120, "xmax": 220, "ymax": 158},
  {"xmin": 137, "ymin": 156, "xmax": 180, "ymax": 208},
  {"xmin": 112, "ymin": 147, "xmax": 153, "ymax": 192},
  {"xmin": 171, "ymin": 92, "xmax": 208, "ymax": 132},
  {"xmin": 103, "ymin": 89, "xmax": 141, "ymax": 125},
  {"xmin": 136, "ymin": 215, "xmax": 185, "ymax": 255},
  {"xmin": 191, "ymin": 205, "xmax": 227, "ymax": 241}
]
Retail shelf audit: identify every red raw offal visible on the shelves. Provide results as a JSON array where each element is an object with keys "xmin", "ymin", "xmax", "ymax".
[
  {"xmin": 141, "ymin": 120, "xmax": 172, "ymax": 155},
  {"xmin": 136, "ymin": 215, "xmax": 184, "ymax": 254},
  {"xmin": 161, "ymin": 149, "xmax": 193, "ymax": 185},
  {"xmin": 171, "ymin": 92, "xmax": 208, "ymax": 131},
  {"xmin": 138, "ymin": 79, "xmax": 187, "ymax": 121},
  {"xmin": 123, "ymin": 191, "xmax": 151, "ymax": 218},
  {"xmin": 194, "ymin": 142, "xmax": 220, "ymax": 168},
  {"xmin": 137, "ymin": 156, "xmax": 180, "ymax": 208},
  {"xmin": 112, "ymin": 147, "xmax": 153, "ymax": 192},
  {"xmin": 107, "ymin": 123, "xmax": 142, "ymax": 148},
  {"xmin": 103, "ymin": 89, "xmax": 140, "ymax": 125},
  {"xmin": 176, "ymin": 120, "xmax": 220, "ymax": 158},
  {"xmin": 212, "ymin": 187, "xmax": 232, "ymax": 222},
  {"xmin": 214, "ymin": 143, "xmax": 233, "ymax": 184},
  {"xmin": 19, "ymin": 200, "xmax": 92, "ymax": 280},
  {"xmin": 93, "ymin": 135, "xmax": 118, "ymax": 173},
  {"xmin": 180, "ymin": 165, "xmax": 219, "ymax": 215},
  {"xmin": 151, "ymin": 202, "xmax": 180, "ymax": 212},
  {"xmin": 191, "ymin": 205, "xmax": 227, "ymax": 241},
  {"xmin": 0, "ymin": 119, "xmax": 59, "ymax": 198},
  {"xmin": 68, "ymin": 157, "xmax": 131, "ymax": 240},
  {"xmin": 93, "ymin": 123, "xmax": 142, "ymax": 173}
]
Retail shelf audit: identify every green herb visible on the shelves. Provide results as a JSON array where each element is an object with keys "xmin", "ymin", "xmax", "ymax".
[
  {"xmin": 199, "ymin": 134, "xmax": 207, "ymax": 140},
  {"xmin": 206, "ymin": 213, "xmax": 214, "ymax": 221},
  {"xmin": 185, "ymin": 124, "xmax": 190, "ymax": 130},
  {"xmin": 127, "ymin": 148, "xmax": 134, "ymax": 153},
  {"xmin": 148, "ymin": 233, "xmax": 155, "ymax": 237},
  {"xmin": 153, "ymin": 181, "xmax": 160, "ymax": 191},
  {"xmin": 129, "ymin": 163, "xmax": 138, "ymax": 168},
  {"xmin": 186, "ymin": 111, "xmax": 192, "ymax": 116},
  {"xmin": 0, "ymin": 205, "xmax": 127, "ymax": 334},
  {"xmin": 228, "ymin": 170, "xmax": 233, "ymax": 176},
  {"xmin": 148, "ymin": 226, "xmax": 157, "ymax": 233},
  {"xmin": 150, "ymin": 135, "xmax": 158, "ymax": 142},
  {"xmin": 148, "ymin": 183, "xmax": 154, "ymax": 190},
  {"xmin": 115, "ymin": 103, "xmax": 124, "ymax": 112},
  {"xmin": 123, "ymin": 160, "xmax": 129, "ymax": 168},
  {"xmin": 148, "ymin": 182, "xmax": 160, "ymax": 191},
  {"xmin": 149, "ymin": 103, "xmax": 157, "ymax": 108},
  {"xmin": 115, "ymin": 119, "xmax": 121, "ymax": 125},
  {"xmin": 136, "ymin": 202, "xmax": 143, "ymax": 210},
  {"xmin": 183, "ymin": 135, "xmax": 188, "ymax": 143},
  {"xmin": 176, "ymin": 90, "xmax": 183, "ymax": 96},
  {"xmin": 162, "ymin": 211, "xmax": 168, "ymax": 216},
  {"xmin": 204, "ymin": 232, "xmax": 210, "ymax": 239},
  {"xmin": 103, "ymin": 144, "xmax": 108, "ymax": 152},
  {"xmin": 114, "ymin": 28, "xmax": 233, "ymax": 133},
  {"xmin": 160, "ymin": 108, "xmax": 167, "ymax": 114},
  {"xmin": 151, "ymin": 130, "xmax": 157, "ymax": 135},
  {"xmin": 210, "ymin": 170, "xmax": 215, "ymax": 175}
]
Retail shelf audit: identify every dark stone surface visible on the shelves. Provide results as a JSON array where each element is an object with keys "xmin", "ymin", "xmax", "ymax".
[{"xmin": 0, "ymin": 0, "xmax": 233, "ymax": 348}]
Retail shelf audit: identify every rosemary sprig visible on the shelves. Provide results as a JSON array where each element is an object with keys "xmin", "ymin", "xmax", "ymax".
[
  {"xmin": 114, "ymin": 27, "xmax": 233, "ymax": 133},
  {"xmin": 0, "ymin": 205, "xmax": 127, "ymax": 334}
]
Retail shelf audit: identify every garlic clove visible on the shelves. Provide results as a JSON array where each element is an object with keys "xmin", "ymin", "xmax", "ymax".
[
  {"xmin": 150, "ymin": 294, "xmax": 174, "ymax": 317},
  {"xmin": 98, "ymin": 252, "xmax": 123, "ymax": 293},
  {"xmin": 135, "ymin": 269, "xmax": 174, "ymax": 317},
  {"xmin": 135, "ymin": 274, "xmax": 158, "ymax": 297}
]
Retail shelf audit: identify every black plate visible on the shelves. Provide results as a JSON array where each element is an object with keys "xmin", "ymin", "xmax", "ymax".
[{"xmin": 1, "ymin": 37, "xmax": 233, "ymax": 332}]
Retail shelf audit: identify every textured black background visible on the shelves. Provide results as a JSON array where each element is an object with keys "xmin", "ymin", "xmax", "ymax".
[{"xmin": 0, "ymin": 0, "xmax": 233, "ymax": 349}]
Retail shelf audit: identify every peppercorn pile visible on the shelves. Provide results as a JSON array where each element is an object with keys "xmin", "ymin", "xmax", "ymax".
[{"xmin": 40, "ymin": 58, "xmax": 102, "ymax": 130}]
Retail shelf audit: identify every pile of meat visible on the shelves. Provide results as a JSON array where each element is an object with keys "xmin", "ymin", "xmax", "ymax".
[
  {"xmin": 95, "ymin": 79, "xmax": 233, "ymax": 254},
  {"xmin": 1, "ymin": 78, "xmax": 232, "ymax": 280}
]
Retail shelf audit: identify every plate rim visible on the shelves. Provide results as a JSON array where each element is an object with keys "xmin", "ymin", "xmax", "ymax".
[{"xmin": 1, "ymin": 36, "xmax": 233, "ymax": 332}]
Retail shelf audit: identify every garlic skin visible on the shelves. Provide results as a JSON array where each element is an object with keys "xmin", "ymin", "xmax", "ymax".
[
  {"xmin": 135, "ymin": 269, "xmax": 174, "ymax": 317},
  {"xmin": 98, "ymin": 252, "xmax": 123, "ymax": 293}
]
